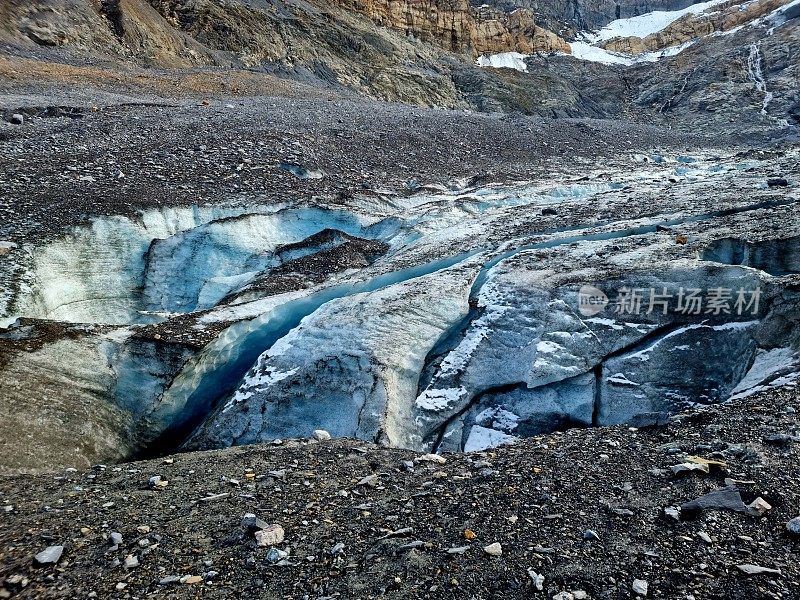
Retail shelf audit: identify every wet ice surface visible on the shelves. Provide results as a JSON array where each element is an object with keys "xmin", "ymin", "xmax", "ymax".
[{"xmin": 1, "ymin": 149, "xmax": 799, "ymax": 456}]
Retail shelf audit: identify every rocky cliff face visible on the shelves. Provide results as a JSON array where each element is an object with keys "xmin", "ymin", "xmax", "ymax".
[
  {"xmin": 602, "ymin": 0, "xmax": 794, "ymax": 53},
  {"xmin": 331, "ymin": 0, "xmax": 569, "ymax": 55},
  {"xmin": 471, "ymin": 0, "xmax": 702, "ymax": 34}
]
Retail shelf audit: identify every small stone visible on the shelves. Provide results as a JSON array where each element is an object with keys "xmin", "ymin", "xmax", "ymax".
[
  {"xmin": 737, "ymin": 564, "xmax": 782, "ymax": 575},
  {"xmin": 446, "ymin": 546, "xmax": 470, "ymax": 554},
  {"xmin": 9, "ymin": 114, "xmax": 24, "ymax": 125},
  {"xmin": 312, "ymin": 429, "xmax": 331, "ymax": 441},
  {"xmin": 149, "ymin": 475, "xmax": 168, "ymax": 488},
  {"xmin": 681, "ymin": 485, "xmax": 750, "ymax": 517},
  {"xmin": 664, "ymin": 506, "xmax": 681, "ymax": 520},
  {"xmin": 109, "ymin": 532, "xmax": 123, "ymax": 546},
  {"xmin": 748, "ymin": 497, "xmax": 772, "ymax": 515},
  {"xmin": 241, "ymin": 513, "xmax": 269, "ymax": 532},
  {"xmin": 698, "ymin": 532, "xmax": 712, "ymax": 544},
  {"xmin": 483, "ymin": 542, "xmax": 502, "ymax": 556},
  {"xmin": 138, "ymin": 538, "xmax": 150, "ymax": 548},
  {"xmin": 357, "ymin": 474, "xmax": 378, "ymax": 486},
  {"xmin": 583, "ymin": 529, "xmax": 601, "ymax": 541},
  {"xmin": 34, "ymin": 546, "xmax": 63, "ymax": 565},
  {"xmin": 329, "ymin": 542, "xmax": 345, "ymax": 555},
  {"xmin": 527, "ymin": 568, "xmax": 544, "ymax": 591},
  {"xmin": 786, "ymin": 516, "xmax": 800, "ymax": 536},
  {"xmin": 204, "ymin": 570, "xmax": 219, "ymax": 581},
  {"xmin": 417, "ymin": 453, "xmax": 446, "ymax": 465},
  {"xmin": 266, "ymin": 548, "xmax": 288, "ymax": 563},
  {"xmin": 255, "ymin": 524, "xmax": 285, "ymax": 546},
  {"xmin": 159, "ymin": 576, "xmax": 180, "ymax": 585},
  {"xmin": 123, "ymin": 555, "xmax": 139, "ymax": 569},
  {"xmin": 115, "ymin": 583, "xmax": 126, "ymax": 591},
  {"xmin": 463, "ymin": 529, "xmax": 477, "ymax": 540},
  {"xmin": 183, "ymin": 575, "xmax": 204, "ymax": 584},
  {"xmin": 136, "ymin": 525, "xmax": 150, "ymax": 534},
  {"xmin": 632, "ymin": 579, "xmax": 649, "ymax": 596},
  {"xmin": 671, "ymin": 462, "xmax": 709, "ymax": 475},
  {"xmin": 572, "ymin": 593, "xmax": 588, "ymax": 600}
]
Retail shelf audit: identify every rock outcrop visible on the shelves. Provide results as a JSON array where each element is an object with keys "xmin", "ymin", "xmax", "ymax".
[
  {"xmin": 471, "ymin": 0, "xmax": 704, "ymax": 32},
  {"xmin": 602, "ymin": 0, "xmax": 793, "ymax": 54},
  {"xmin": 332, "ymin": 0, "xmax": 570, "ymax": 55}
]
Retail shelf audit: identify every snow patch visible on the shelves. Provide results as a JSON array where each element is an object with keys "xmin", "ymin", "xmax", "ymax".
[
  {"xmin": 475, "ymin": 52, "xmax": 528, "ymax": 72},
  {"xmin": 464, "ymin": 425, "xmax": 519, "ymax": 452},
  {"xmin": 415, "ymin": 387, "xmax": 467, "ymax": 411},
  {"xmin": 607, "ymin": 372, "xmax": 641, "ymax": 386},
  {"xmin": 584, "ymin": 0, "xmax": 730, "ymax": 42}
]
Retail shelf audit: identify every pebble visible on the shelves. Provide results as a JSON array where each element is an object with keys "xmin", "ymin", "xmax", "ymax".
[
  {"xmin": 786, "ymin": 516, "xmax": 800, "ymax": 536},
  {"xmin": 241, "ymin": 513, "xmax": 269, "ymax": 532},
  {"xmin": 312, "ymin": 429, "xmax": 331, "ymax": 441},
  {"xmin": 33, "ymin": 546, "xmax": 63, "ymax": 565},
  {"xmin": 9, "ymin": 114, "xmax": 24, "ymax": 126},
  {"xmin": 123, "ymin": 554, "xmax": 139, "ymax": 569},
  {"xmin": 482, "ymin": 542, "xmax": 502, "ymax": 556},
  {"xmin": 748, "ymin": 496, "xmax": 772, "ymax": 515},
  {"xmin": 357, "ymin": 474, "xmax": 379, "ymax": 486},
  {"xmin": 109, "ymin": 532, "xmax": 123, "ymax": 545},
  {"xmin": 446, "ymin": 546, "xmax": 470, "ymax": 554},
  {"xmin": 670, "ymin": 462, "xmax": 709, "ymax": 475},
  {"xmin": 329, "ymin": 542, "xmax": 345, "ymax": 555},
  {"xmin": 553, "ymin": 592, "xmax": 588, "ymax": 600},
  {"xmin": 255, "ymin": 524, "xmax": 285, "ymax": 546},
  {"xmin": 737, "ymin": 564, "xmax": 782, "ymax": 575},
  {"xmin": 697, "ymin": 532, "xmax": 712, "ymax": 544},
  {"xmin": 632, "ymin": 578, "xmax": 649, "ymax": 596},
  {"xmin": 149, "ymin": 475, "xmax": 168, "ymax": 488},
  {"xmin": 583, "ymin": 529, "xmax": 601, "ymax": 541},
  {"xmin": 526, "ymin": 568, "xmax": 544, "ymax": 590},
  {"xmin": 183, "ymin": 575, "xmax": 204, "ymax": 584},
  {"xmin": 266, "ymin": 548, "xmax": 289, "ymax": 563},
  {"xmin": 159, "ymin": 576, "xmax": 180, "ymax": 585},
  {"xmin": 417, "ymin": 453, "xmax": 446, "ymax": 465}
]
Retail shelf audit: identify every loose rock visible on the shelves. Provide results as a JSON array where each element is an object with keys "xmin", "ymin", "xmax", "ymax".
[
  {"xmin": 483, "ymin": 542, "xmax": 502, "ymax": 556},
  {"xmin": 33, "ymin": 546, "xmax": 63, "ymax": 566},
  {"xmin": 255, "ymin": 524, "xmax": 285, "ymax": 546}
]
